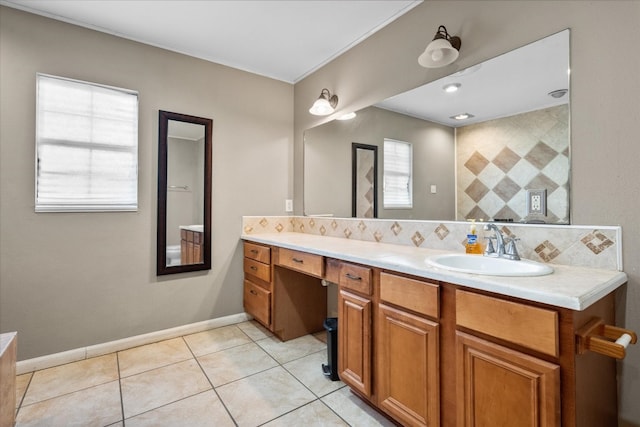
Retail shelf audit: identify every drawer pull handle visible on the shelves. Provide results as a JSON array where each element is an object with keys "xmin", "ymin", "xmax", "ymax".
[
  {"xmin": 250, "ymin": 249, "xmax": 258, "ymax": 254},
  {"xmin": 345, "ymin": 273, "xmax": 362, "ymax": 281},
  {"xmin": 292, "ymin": 258, "xmax": 304, "ymax": 264},
  {"xmin": 577, "ymin": 317, "xmax": 637, "ymax": 359},
  {"xmin": 250, "ymin": 266, "xmax": 257, "ymax": 271},
  {"xmin": 250, "ymin": 289, "xmax": 258, "ymax": 296}
]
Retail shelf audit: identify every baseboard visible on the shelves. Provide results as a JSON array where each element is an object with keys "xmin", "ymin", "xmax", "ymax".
[{"xmin": 17, "ymin": 312, "xmax": 251, "ymax": 375}]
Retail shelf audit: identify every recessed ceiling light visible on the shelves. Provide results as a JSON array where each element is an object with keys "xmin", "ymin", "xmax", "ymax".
[
  {"xmin": 548, "ymin": 89, "xmax": 568, "ymax": 98},
  {"xmin": 443, "ymin": 83, "xmax": 461, "ymax": 93},
  {"xmin": 450, "ymin": 113, "xmax": 474, "ymax": 120},
  {"xmin": 336, "ymin": 112, "xmax": 357, "ymax": 120}
]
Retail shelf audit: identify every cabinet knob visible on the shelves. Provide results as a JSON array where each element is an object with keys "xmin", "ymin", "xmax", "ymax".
[{"xmin": 249, "ymin": 289, "xmax": 258, "ymax": 296}]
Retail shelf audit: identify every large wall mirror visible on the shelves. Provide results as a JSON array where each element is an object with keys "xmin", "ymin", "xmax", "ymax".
[
  {"xmin": 304, "ymin": 29, "xmax": 570, "ymax": 224},
  {"xmin": 157, "ymin": 110, "xmax": 212, "ymax": 275}
]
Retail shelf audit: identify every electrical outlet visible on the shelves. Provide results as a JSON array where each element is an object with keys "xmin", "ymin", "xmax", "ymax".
[
  {"xmin": 526, "ymin": 189, "xmax": 547, "ymax": 215},
  {"xmin": 285, "ymin": 199, "xmax": 293, "ymax": 212}
]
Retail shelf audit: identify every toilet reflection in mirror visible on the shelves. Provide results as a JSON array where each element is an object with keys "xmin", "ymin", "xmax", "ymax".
[{"xmin": 157, "ymin": 111, "xmax": 212, "ymax": 275}]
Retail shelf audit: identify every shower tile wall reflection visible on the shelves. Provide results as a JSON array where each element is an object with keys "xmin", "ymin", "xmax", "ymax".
[{"xmin": 456, "ymin": 105, "xmax": 569, "ymax": 223}]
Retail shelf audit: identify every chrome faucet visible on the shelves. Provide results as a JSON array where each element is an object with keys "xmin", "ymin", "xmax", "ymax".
[{"xmin": 483, "ymin": 223, "xmax": 520, "ymax": 260}]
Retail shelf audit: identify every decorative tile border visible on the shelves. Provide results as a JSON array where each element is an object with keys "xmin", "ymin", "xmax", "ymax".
[{"xmin": 242, "ymin": 216, "xmax": 622, "ymax": 271}]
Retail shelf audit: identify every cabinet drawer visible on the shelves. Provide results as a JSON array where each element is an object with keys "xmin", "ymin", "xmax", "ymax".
[
  {"xmin": 339, "ymin": 262, "xmax": 372, "ymax": 296},
  {"xmin": 244, "ymin": 258, "xmax": 271, "ymax": 283},
  {"xmin": 456, "ymin": 290, "xmax": 559, "ymax": 357},
  {"xmin": 244, "ymin": 280, "xmax": 271, "ymax": 326},
  {"xmin": 325, "ymin": 258, "xmax": 341, "ymax": 284},
  {"xmin": 244, "ymin": 242, "xmax": 271, "ymax": 264},
  {"xmin": 380, "ymin": 272, "xmax": 439, "ymax": 319},
  {"xmin": 277, "ymin": 248, "xmax": 324, "ymax": 278}
]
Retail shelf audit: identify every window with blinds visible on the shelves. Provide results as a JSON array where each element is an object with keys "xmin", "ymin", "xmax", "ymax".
[
  {"xmin": 383, "ymin": 138, "xmax": 413, "ymax": 209},
  {"xmin": 35, "ymin": 74, "xmax": 138, "ymax": 212}
]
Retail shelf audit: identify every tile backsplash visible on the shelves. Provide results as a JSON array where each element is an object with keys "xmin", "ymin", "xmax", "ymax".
[{"xmin": 242, "ymin": 216, "xmax": 622, "ymax": 271}]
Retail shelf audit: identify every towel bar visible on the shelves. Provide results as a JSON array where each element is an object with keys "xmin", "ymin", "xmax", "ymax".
[{"xmin": 577, "ymin": 317, "xmax": 637, "ymax": 359}]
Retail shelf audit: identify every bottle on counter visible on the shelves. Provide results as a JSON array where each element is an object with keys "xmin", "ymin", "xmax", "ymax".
[{"xmin": 465, "ymin": 219, "xmax": 483, "ymax": 254}]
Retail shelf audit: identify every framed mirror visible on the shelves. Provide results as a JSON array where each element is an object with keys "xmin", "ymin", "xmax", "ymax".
[
  {"xmin": 157, "ymin": 110, "xmax": 212, "ymax": 275},
  {"xmin": 352, "ymin": 143, "xmax": 378, "ymax": 218},
  {"xmin": 304, "ymin": 29, "xmax": 570, "ymax": 224}
]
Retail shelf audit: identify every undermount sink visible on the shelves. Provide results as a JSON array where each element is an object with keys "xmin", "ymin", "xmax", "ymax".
[{"xmin": 426, "ymin": 253, "xmax": 553, "ymax": 277}]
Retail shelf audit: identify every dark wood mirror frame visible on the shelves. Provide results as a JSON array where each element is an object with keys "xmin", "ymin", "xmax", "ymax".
[
  {"xmin": 157, "ymin": 110, "xmax": 212, "ymax": 275},
  {"xmin": 352, "ymin": 143, "xmax": 378, "ymax": 218}
]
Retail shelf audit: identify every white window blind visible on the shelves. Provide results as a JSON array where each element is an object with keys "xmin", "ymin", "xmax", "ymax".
[
  {"xmin": 383, "ymin": 139, "xmax": 412, "ymax": 208},
  {"xmin": 36, "ymin": 74, "xmax": 138, "ymax": 212}
]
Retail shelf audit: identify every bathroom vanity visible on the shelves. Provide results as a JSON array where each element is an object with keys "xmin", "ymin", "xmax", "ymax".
[
  {"xmin": 242, "ymin": 232, "xmax": 633, "ymax": 427},
  {"xmin": 180, "ymin": 225, "xmax": 204, "ymax": 265}
]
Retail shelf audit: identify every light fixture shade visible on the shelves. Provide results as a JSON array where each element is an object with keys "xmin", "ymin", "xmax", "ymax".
[
  {"xmin": 309, "ymin": 88, "xmax": 338, "ymax": 116},
  {"xmin": 418, "ymin": 26, "xmax": 461, "ymax": 68}
]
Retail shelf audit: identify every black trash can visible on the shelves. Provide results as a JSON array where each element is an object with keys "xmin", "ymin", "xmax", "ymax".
[{"xmin": 322, "ymin": 317, "xmax": 339, "ymax": 381}]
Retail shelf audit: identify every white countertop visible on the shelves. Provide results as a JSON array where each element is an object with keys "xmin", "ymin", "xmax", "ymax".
[
  {"xmin": 180, "ymin": 225, "xmax": 203, "ymax": 233},
  {"xmin": 242, "ymin": 232, "xmax": 628, "ymax": 311},
  {"xmin": 1, "ymin": 331, "xmax": 17, "ymax": 355}
]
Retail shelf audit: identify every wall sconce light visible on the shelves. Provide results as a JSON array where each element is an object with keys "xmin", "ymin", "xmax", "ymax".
[
  {"xmin": 418, "ymin": 25, "xmax": 461, "ymax": 68},
  {"xmin": 309, "ymin": 88, "xmax": 338, "ymax": 116}
]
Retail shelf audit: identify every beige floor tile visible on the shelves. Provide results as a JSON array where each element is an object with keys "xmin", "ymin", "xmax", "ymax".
[
  {"xmin": 15, "ymin": 380, "xmax": 121, "ymax": 427},
  {"xmin": 126, "ymin": 390, "xmax": 234, "ymax": 427},
  {"xmin": 322, "ymin": 387, "xmax": 395, "ymax": 427},
  {"xmin": 197, "ymin": 342, "xmax": 277, "ymax": 386},
  {"xmin": 120, "ymin": 359, "xmax": 211, "ymax": 419},
  {"xmin": 22, "ymin": 354, "xmax": 118, "ymax": 405},
  {"xmin": 263, "ymin": 400, "xmax": 348, "ymax": 426},
  {"xmin": 118, "ymin": 337, "xmax": 192, "ymax": 378},
  {"xmin": 283, "ymin": 350, "xmax": 345, "ymax": 397},
  {"xmin": 15, "ymin": 372, "xmax": 32, "ymax": 408},
  {"xmin": 237, "ymin": 320, "xmax": 273, "ymax": 341},
  {"xmin": 184, "ymin": 325, "xmax": 251, "ymax": 356},
  {"xmin": 216, "ymin": 366, "xmax": 315, "ymax": 427},
  {"xmin": 256, "ymin": 334, "xmax": 326, "ymax": 364}
]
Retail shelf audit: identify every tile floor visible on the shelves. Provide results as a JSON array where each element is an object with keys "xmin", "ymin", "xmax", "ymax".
[{"xmin": 14, "ymin": 321, "xmax": 396, "ymax": 427}]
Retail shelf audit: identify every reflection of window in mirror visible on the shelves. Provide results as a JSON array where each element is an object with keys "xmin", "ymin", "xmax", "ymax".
[{"xmin": 383, "ymin": 139, "xmax": 413, "ymax": 209}]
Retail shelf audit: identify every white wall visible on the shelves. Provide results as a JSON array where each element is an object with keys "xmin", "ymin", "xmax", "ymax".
[
  {"xmin": 294, "ymin": 1, "xmax": 640, "ymax": 424},
  {"xmin": 0, "ymin": 7, "xmax": 293, "ymax": 359}
]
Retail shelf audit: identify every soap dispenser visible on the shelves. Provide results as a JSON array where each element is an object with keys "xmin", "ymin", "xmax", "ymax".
[{"xmin": 465, "ymin": 220, "xmax": 483, "ymax": 254}]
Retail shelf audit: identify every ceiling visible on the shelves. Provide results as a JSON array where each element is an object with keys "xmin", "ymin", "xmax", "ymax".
[
  {"xmin": 376, "ymin": 29, "xmax": 570, "ymax": 127},
  {"xmin": 1, "ymin": 0, "xmax": 421, "ymax": 83}
]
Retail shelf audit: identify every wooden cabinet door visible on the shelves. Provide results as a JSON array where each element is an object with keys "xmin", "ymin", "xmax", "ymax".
[
  {"xmin": 456, "ymin": 332, "xmax": 560, "ymax": 427},
  {"xmin": 377, "ymin": 304, "xmax": 439, "ymax": 427},
  {"xmin": 338, "ymin": 289, "xmax": 372, "ymax": 398}
]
